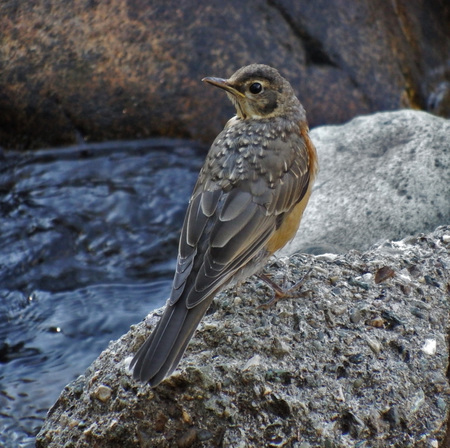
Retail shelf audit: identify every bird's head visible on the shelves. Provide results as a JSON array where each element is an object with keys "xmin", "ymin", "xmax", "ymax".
[{"xmin": 203, "ymin": 64, "xmax": 300, "ymax": 120}]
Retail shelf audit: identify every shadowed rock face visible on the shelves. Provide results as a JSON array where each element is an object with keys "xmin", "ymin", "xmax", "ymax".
[{"xmin": 1, "ymin": 0, "xmax": 449, "ymax": 149}]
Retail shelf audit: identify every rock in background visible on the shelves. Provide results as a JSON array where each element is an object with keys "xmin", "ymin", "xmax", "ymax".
[
  {"xmin": 1, "ymin": 0, "xmax": 449, "ymax": 149},
  {"xmin": 282, "ymin": 110, "xmax": 450, "ymax": 255},
  {"xmin": 36, "ymin": 226, "xmax": 450, "ymax": 448}
]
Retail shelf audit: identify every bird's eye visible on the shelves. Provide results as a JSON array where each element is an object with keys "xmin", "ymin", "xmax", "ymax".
[{"xmin": 249, "ymin": 82, "xmax": 263, "ymax": 94}]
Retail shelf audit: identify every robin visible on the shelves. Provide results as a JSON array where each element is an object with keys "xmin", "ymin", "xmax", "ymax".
[{"xmin": 131, "ymin": 64, "xmax": 318, "ymax": 387}]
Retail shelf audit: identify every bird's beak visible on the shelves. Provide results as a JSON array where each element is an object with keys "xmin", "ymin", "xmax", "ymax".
[{"xmin": 202, "ymin": 77, "xmax": 245, "ymax": 98}]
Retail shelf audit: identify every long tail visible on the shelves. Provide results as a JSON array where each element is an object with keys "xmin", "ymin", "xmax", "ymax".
[{"xmin": 130, "ymin": 295, "xmax": 214, "ymax": 387}]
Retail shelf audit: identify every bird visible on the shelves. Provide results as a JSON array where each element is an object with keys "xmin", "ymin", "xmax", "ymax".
[{"xmin": 131, "ymin": 64, "xmax": 318, "ymax": 387}]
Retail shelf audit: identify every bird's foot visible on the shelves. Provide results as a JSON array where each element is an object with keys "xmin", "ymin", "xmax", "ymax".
[{"xmin": 257, "ymin": 268, "xmax": 312, "ymax": 309}]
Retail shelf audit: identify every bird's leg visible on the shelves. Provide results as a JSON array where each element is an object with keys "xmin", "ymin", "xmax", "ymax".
[{"xmin": 257, "ymin": 267, "xmax": 312, "ymax": 308}]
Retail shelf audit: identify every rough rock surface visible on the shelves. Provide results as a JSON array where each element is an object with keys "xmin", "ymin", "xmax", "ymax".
[
  {"xmin": 1, "ymin": 0, "xmax": 449, "ymax": 149},
  {"xmin": 282, "ymin": 110, "xmax": 450, "ymax": 255},
  {"xmin": 36, "ymin": 226, "xmax": 450, "ymax": 448}
]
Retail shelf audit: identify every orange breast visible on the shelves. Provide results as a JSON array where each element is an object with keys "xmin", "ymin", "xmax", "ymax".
[
  {"xmin": 266, "ymin": 123, "xmax": 318, "ymax": 254},
  {"xmin": 266, "ymin": 186, "xmax": 313, "ymax": 254}
]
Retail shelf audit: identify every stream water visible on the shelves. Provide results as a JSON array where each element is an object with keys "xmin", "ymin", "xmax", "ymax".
[{"xmin": 0, "ymin": 138, "xmax": 205, "ymax": 447}]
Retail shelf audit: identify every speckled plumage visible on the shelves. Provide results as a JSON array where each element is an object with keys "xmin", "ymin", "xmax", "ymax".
[{"xmin": 131, "ymin": 64, "xmax": 318, "ymax": 386}]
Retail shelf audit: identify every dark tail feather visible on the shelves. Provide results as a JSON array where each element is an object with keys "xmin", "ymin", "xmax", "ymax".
[{"xmin": 131, "ymin": 296, "xmax": 213, "ymax": 387}]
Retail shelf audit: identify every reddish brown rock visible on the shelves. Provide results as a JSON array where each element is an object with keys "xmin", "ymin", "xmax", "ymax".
[{"xmin": 0, "ymin": 0, "xmax": 449, "ymax": 149}]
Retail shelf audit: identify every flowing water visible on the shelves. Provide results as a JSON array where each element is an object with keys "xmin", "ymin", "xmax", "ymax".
[{"xmin": 0, "ymin": 138, "xmax": 204, "ymax": 447}]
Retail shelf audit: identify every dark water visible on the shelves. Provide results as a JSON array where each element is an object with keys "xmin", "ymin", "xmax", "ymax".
[{"xmin": 0, "ymin": 139, "xmax": 204, "ymax": 447}]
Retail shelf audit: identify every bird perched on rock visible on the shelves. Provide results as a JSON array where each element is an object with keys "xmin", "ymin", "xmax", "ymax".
[{"xmin": 131, "ymin": 64, "xmax": 318, "ymax": 387}]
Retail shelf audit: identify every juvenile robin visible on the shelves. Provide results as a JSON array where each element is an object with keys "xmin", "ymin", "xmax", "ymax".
[{"xmin": 131, "ymin": 64, "xmax": 318, "ymax": 386}]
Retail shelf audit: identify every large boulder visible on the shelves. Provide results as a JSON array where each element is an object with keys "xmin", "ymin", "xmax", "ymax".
[
  {"xmin": 1, "ymin": 0, "xmax": 449, "ymax": 149},
  {"xmin": 36, "ymin": 226, "xmax": 450, "ymax": 447}
]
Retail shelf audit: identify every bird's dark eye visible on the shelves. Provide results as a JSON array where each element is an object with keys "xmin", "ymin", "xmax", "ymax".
[{"xmin": 249, "ymin": 82, "xmax": 263, "ymax": 94}]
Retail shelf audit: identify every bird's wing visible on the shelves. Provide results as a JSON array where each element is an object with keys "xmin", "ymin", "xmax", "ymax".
[{"xmin": 170, "ymin": 185, "xmax": 274, "ymax": 308}]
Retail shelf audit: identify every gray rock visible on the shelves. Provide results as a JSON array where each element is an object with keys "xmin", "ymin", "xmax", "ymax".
[
  {"xmin": 36, "ymin": 226, "xmax": 450, "ymax": 448},
  {"xmin": 283, "ymin": 110, "xmax": 450, "ymax": 255}
]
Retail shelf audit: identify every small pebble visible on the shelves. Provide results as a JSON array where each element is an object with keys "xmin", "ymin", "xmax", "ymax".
[
  {"xmin": 72, "ymin": 377, "xmax": 85, "ymax": 396},
  {"xmin": 262, "ymin": 385, "xmax": 273, "ymax": 396},
  {"xmin": 242, "ymin": 354, "xmax": 261, "ymax": 371},
  {"xmin": 332, "ymin": 305, "xmax": 347, "ymax": 316},
  {"xmin": 436, "ymin": 397, "xmax": 447, "ymax": 411},
  {"xmin": 421, "ymin": 339, "xmax": 436, "ymax": 355},
  {"xmin": 375, "ymin": 266, "xmax": 395, "ymax": 284},
  {"xmin": 367, "ymin": 317, "xmax": 384, "ymax": 328},
  {"xmin": 181, "ymin": 408, "xmax": 193, "ymax": 424},
  {"xmin": 69, "ymin": 419, "xmax": 80, "ymax": 429},
  {"xmin": 329, "ymin": 276, "xmax": 339, "ymax": 285},
  {"xmin": 94, "ymin": 385, "xmax": 112, "ymax": 402},
  {"xmin": 350, "ymin": 308, "xmax": 362, "ymax": 324},
  {"xmin": 410, "ymin": 307, "xmax": 426, "ymax": 319},
  {"xmin": 348, "ymin": 353, "xmax": 364, "ymax": 364},
  {"xmin": 317, "ymin": 253, "xmax": 338, "ymax": 262},
  {"xmin": 400, "ymin": 284, "xmax": 411, "ymax": 295},
  {"xmin": 197, "ymin": 429, "xmax": 214, "ymax": 442},
  {"xmin": 271, "ymin": 338, "xmax": 291, "ymax": 357},
  {"xmin": 365, "ymin": 336, "xmax": 381, "ymax": 354},
  {"xmin": 349, "ymin": 278, "xmax": 370, "ymax": 290}
]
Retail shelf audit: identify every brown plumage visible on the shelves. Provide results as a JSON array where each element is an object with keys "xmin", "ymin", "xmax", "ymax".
[{"xmin": 131, "ymin": 64, "xmax": 318, "ymax": 387}]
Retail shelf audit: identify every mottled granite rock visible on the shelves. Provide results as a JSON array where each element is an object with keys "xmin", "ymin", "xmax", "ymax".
[{"xmin": 36, "ymin": 226, "xmax": 450, "ymax": 448}]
